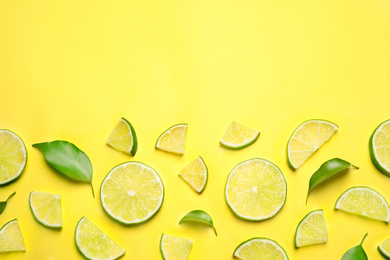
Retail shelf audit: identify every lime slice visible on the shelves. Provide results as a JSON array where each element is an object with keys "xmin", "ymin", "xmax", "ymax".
[
  {"xmin": 75, "ymin": 217, "xmax": 125, "ymax": 260},
  {"xmin": 0, "ymin": 130, "xmax": 27, "ymax": 185},
  {"xmin": 160, "ymin": 233, "xmax": 193, "ymax": 260},
  {"xmin": 335, "ymin": 186, "xmax": 390, "ymax": 222},
  {"xmin": 295, "ymin": 209, "xmax": 328, "ymax": 248},
  {"xmin": 155, "ymin": 124, "xmax": 187, "ymax": 155},
  {"xmin": 107, "ymin": 117, "xmax": 138, "ymax": 156},
  {"xmin": 179, "ymin": 156, "xmax": 208, "ymax": 193},
  {"xmin": 225, "ymin": 158, "xmax": 287, "ymax": 221},
  {"xmin": 379, "ymin": 237, "xmax": 390, "ymax": 259},
  {"xmin": 369, "ymin": 119, "xmax": 390, "ymax": 176},
  {"xmin": 233, "ymin": 237, "xmax": 288, "ymax": 260},
  {"xmin": 0, "ymin": 219, "xmax": 25, "ymax": 253},
  {"xmin": 287, "ymin": 120, "xmax": 338, "ymax": 170},
  {"xmin": 220, "ymin": 121, "xmax": 260, "ymax": 150},
  {"xmin": 100, "ymin": 161, "xmax": 164, "ymax": 224},
  {"xmin": 29, "ymin": 191, "xmax": 62, "ymax": 229}
]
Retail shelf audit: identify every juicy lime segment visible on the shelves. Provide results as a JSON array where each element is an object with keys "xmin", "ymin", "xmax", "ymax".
[
  {"xmin": 29, "ymin": 192, "xmax": 62, "ymax": 229},
  {"xmin": 225, "ymin": 158, "xmax": 287, "ymax": 221},
  {"xmin": 107, "ymin": 117, "xmax": 138, "ymax": 156},
  {"xmin": 335, "ymin": 186, "xmax": 390, "ymax": 222},
  {"xmin": 75, "ymin": 217, "xmax": 125, "ymax": 260},
  {"xmin": 233, "ymin": 237, "xmax": 288, "ymax": 260},
  {"xmin": 0, "ymin": 130, "xmax": 27, "ymax": 185},
  {"xmin": 379, "ymin": 237, "xmax": 390, "ymax": 259},
  {"xmin": 295, "ymin": 209, "xmax": 328, "ymax": 248},
  {"xmin": 220, "ymin": 121, "xmax": 259, "ymax": 149},
  {"xmin": 179, "ymin": 156, "xmax": 208, "ymax": 193},
  {"xmin": 100, "ymin": 161, "xmax": 164, "ymax": 224},
  {"xmin": 370, "ymin": 119, "xmax": 390, "ymax": 176},
  {"xmin": 160, "ymin": 233, "xmax": 193, "ymax": 260},
  {"xmin": 155, "ymin": 124, "xmax": 187, "ymax": 155},
  {"xmin": 287, "ymin": 120, "xmax": 338, "ymax": 169},
  {"xmin": 0, "ymin": 219, "xmax": 25, "ymax": 253}
]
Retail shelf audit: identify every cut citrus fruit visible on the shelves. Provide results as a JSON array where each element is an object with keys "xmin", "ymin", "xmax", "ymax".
[
  {"xmin": 155, "ymin": 124, "xmax": 187, "ymax": 154},
  {"xmin": 0, "ymin": 130, "xmax": 27, "ymax": 185},
  {"xmin": 379, "ymin": 237, "xmax": 390, "ymax": 259},
  {"xmin": 335, "ymin": 186, "xmax": 390, "ymax": 222},
  {"xmin": 287, "ymin": 120, "xmax": 338, "ymax": 170},
  {"xmin": 0, "ymin": 219, "xmax": 25, "ymax": 253},
  {"xmin": 100, "ymin": 161, "xmax": 164, "ymax": 224},
  {"xmin": 107, "ymin": 117, "xmax": 138, "ymax": 156},
  {"xmin": 75, "ymin": 217, "xmax": 125, "ymax": 260},
  {"xmin": 369, "ymin": 119, "xmax": 390, "ymax": 176},
  {"xmin": 29, "ymin": 191, "xmax": 62, "ymax": 229},
  {"xmin": 225, "ymin": 158, "xmax": 287, "ymax": 221},
  {"xmin": 295, "ymin": 209, "xmax": 328, "ymax": 248},
  {"xmin": 178, "ymin": 156, "xmax": 208, "ymax": 193},
  {"xmin": 160, "ymin": 233, "xmax": 193, "ymax": 260},
  {"xmin": 220, "ymin": 121, "xmax": 259, "ymax": 150},
  {"xmin": 233, "ymin": 237, "xmax": 288, "ymax": 260}
]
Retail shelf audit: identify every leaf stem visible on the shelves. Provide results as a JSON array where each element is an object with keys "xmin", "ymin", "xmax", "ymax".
[
  {"xmin": 91, "ymin": 183, "xmax": 95, "ymax": 198},
  {"xmin": 6, "ymin": 192, "xmax": 16, "ymax": 202},
  {"xmin": 360, "ymin": 233, "xmax": 368, "ymax": 246}
]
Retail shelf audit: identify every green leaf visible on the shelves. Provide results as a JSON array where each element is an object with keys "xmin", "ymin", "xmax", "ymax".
[
  {"xmin": 179, "ymin": 210, "xmax": 217, "ymax": 236},
  {"xmin": 0, "ymin": 192, "xmax": 16, "ymax": 215},
  {"xmin": 341, "ymin": 233, "xmax": 368, "ymax": 260},
  {"xmin": 307, "ymin": 158, "xmax": 358, "ymax": 203},
  {"xmin": 33, "ymin": 140, "xmax": 94, "ymax": 197}
]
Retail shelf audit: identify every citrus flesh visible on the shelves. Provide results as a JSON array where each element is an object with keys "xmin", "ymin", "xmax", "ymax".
[
  {"xmin": 0, "ymin": 219, "xmax": 25, "ymax": 253},
  {"xmin": 29, "ymin": 192, "xmax": 62, "ymax": 229},
  {"xmin": 370, "ymin": 119, "xmax": 390, "ymax": 176},
  {"xmin": 233, "ymin": 237, "xmax": 288, "ymax": 260},
  {"xmin": 156, "ymin": 124, "xmax": 187, "ymax": 154},
  {"xmin": 220, "ymin": 121, "xmax": 259, "ymax": 149},
  {"xmin": 295, "ymin": 209, "xmax": 328, "ymax": 248},
  {"xmin": 179, "ymin": 156, "xmax": 208, "ymax": 193},
  {"xmin": 107, "ymin": 117, "xmax": 137, "ymax": 156},
  {"xmin": 160, "ymin": 233, "xmax": 193, "ymax": 260}
]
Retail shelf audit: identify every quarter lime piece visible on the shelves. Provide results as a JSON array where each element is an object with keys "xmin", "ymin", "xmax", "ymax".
[
  {"xmin": 100, "ymin": 161, "xmax": 164, "ymax": 224},
  {"xmin": 295, "ymin": 209, "xmax": 328, "ymax": 248},
  {"xmin": 233, "ymin": 237, "xmax": 288, "ymax": 260},
  {"xmin": 160, "ymin": 233, "xmax": 193, "ymax": 260},
  {"xmin": 0, "ymin": 130, "xmax": 27, "ymax": 185},
  {"xmin": 0, "ymin": 219, "xmax": 25, "ymax": 253},
  {"xmin": 335, "ymin": 186, "xmax": 390, "ymax": 222},
  {"xmin": 155, "ymin": 124, "xmax": 187, "ymax": 155},
  {"xmin": 369, "ymin": 119, "xmax": 390, "ymax": 176},
  {"xmin": 379, "ymin": 237, "xmax": 390, "ymax": 259},
  {"xmin": 75, "ymin": 217, "xmax": 125, "ymax": 260},
  {"xmin": 29, "ymin": 191, "xmax": 62, "ymax": 229},
  {"xmin": 107, "ymin": 117, "xmax": 138, "ymax": 156},
  {"xmin": 225, "ymin": 158, "xmax": 287, "ymax": 221},
  {"xmin": 219, "ymin": 121, "xmax": 259, "ymax": 150},
  {"xmin": 287, "ymin": 120, "xmax": 338, "ymax": 170},
  {"xmin": 179, "ymin": 156, "xmax": 208, "ymax": 193}
]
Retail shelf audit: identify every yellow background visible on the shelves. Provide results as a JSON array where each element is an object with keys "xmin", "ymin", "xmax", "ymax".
[{"xmin": 1, "ymin": 0, "xmax": 390, "ymax": 259}]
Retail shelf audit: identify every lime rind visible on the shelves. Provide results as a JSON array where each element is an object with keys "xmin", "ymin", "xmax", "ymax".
[
  {"xmin": 233, "ymin": 237, "xmax": 289, "ymax": 260},
  {"xmin": 155, "ymin": 123, "xmax": 188, "ymax": 155},
  {"xmin": 287, "ymin": 119, "xmax": 338, "ymax": 170},
  {"xmin": 219, "ymin": 121, "xmax": 260, "ymax": 150},
  {"xmin": 0, "ymin": 129, "xmax": 28, "ymax": 186},
  {"xmin": 294, "ymin": 209, "xmax": 327, "ymax": 248},
  {"xmin": 379, "ymin": 239, "xmax": 390, "ymax": 260},
  {"xmin": 369, "ymin": 119, "xmax": 390, "ymax": 176},
  {"xmin": 29, "ymin": 192, "xmax": 62, "ymax": 229},
  {"xmin": 179, "ymin": 156, "xmax": 208, "ymax": 193},
  {"xmin": 107, "ymin": 117, "xmax": 138, "ymax": 156},
  {"xmin": 0, "ymin": 219, "xmax": 26, "ymax": 253},
  {"xmin": 160, "ymin": 233, "xmax": 193, "ymax": 260}
]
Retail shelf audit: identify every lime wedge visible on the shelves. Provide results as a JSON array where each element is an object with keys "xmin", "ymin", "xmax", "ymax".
[
  {"xmin": 220, "ymin": 121, "xmax": 259, "ymax": 150},
  {"xmin": 369, "ymin": 119, "xmax": 390, "ymax": 176},
  {"xmin": 107, "ymin": 117, "xmax": 138, "ymax": 156},
  {"xmin": 0, "ymin": 219, "xmax": 25, "ymax": 253},
  {"xmin": 100, "ymin": 161, "xmax": 164, "ymax": 224},
  {"xmin": 29, "ymin": 191, "xmax": 62, "ymax": 229},
  {"xmin": 379, "ymin": 237, "xmax": 390, "ymax": 259},
  {"xmin": 0, "ymin": 130, "xmax": 27, "ymax": 185},
  {"xmin": 295, "ymin": 209, "xmax": 328, "ymax": 248},
  {"xmin": 225, "ymin": 158, "xmax": 287, "ymax": 221},
  {"xmin": 233, "ymin": 237, "xmax": 288, "ymax": 260},
  {"xmin": 155, "ymin": 124, "xmax": 187, "ymax": 155},
  {"xmin": 160, "ymin": 233, "xmax": 192, "ymax": 260},
  {"xmin": 287, "ymin": 120, "xmax": 338, "ymax": 170},
  {"xmin": 335, "ymin": 186, "xmax": 390, "ymax": 222},
  {"xmin": 75, "ymin": 217, "xmax": 125, "ymax": 260},
  {"xmin": 179, "ymin": 156, "xmax": 208, "ymax": 193}
]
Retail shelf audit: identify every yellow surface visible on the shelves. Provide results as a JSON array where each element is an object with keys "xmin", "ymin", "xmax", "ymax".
[{"xmin": 0, "ymin": 0, "xmax": 390, "ymax": 259}]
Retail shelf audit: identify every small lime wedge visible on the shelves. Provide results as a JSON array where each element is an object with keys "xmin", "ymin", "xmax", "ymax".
[
  {"xmin": 369, "ymin": 119, "xmax": 390, "ymax": 176},
  {"xmin": 295, "ymin": 209, "xmax": 328, "ymax": 248},
  {"xmin": 179, "ymin": 156, "xmax": 208, "ymax": 193},
  {"xmin": 29, "ymin": 191, "xmax": 62, "ymax": 229},
  {"xmin": 0, "ymin": 219, "xmax": 25, "ymax": 253},
  {"xmin": 155, "ymin": 124, "xmax": 187, "ymax": 155},
  {"xmin": 220, "ymin": 121, "xmax": 259, "ymax": 150},
  {"xmin": 160, "ymin": 233, "xmax": 192, "ymax": 260},
  {"xmin": 107, "ymin": 117, "xmax": 138, "ymax": 156},
  {"xmin": 233, "ymin": 237, "xmax": 288, "ymax": 259}
]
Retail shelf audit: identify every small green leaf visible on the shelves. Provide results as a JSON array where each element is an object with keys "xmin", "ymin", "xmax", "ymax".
[
  {"xmin": 307, "ymin": 158, "xmax": 358, "ymax": 203},
  {"xmin": 0, "ymin": 192, "xmax": 16, "ymax": 215},
  {"xmin": 33, "ymin": 140, "xmax": 94, "ymax": 197},
  {"xmin": 179, "ymin": 210, "xmax": 217, "ymax": 236},
  {"xmin": 341, "ymin": 233, "xmax": 368, "ymax": 260}
]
